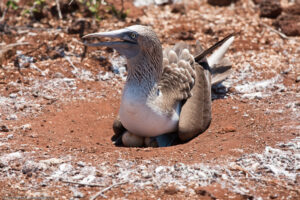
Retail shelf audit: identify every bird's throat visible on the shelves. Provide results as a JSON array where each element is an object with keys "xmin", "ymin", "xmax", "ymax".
[{"xmin": 125, "ymin": 54, "xmax": 162, "ymax": 96}]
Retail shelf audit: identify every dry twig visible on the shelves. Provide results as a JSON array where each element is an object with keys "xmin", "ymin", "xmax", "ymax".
[
  {"xmin": 0, "ymin": 8, "xmax": 7, "ymax": 22},
  {"xmin": 6, "ymin": 25, "xmax": 65, "ymax": 34},
  {"xmin": 61, "ymin": 179, "xmax": 105, "ymax": 187},
  {"xmin": 56, "ymin": 0, "xmax": 63, "ymax": 19},
  {"xmin": 69, "ymin": 0, "xmax": 75, "ymax": 6},
  {"xmin": 121, "ymin": 0, "xmax": 124, "ymax": 14},
  {"xmin": 0, "ymin": 42, "xmax": 30, "ymax": 51},
  {"xmin": 65, "ymin": 55, "xmax": 78, "ymax": 70},
  {"xmin": 261, "ymin": 23, "xmax": 289, "ymax": 40},
  {"xmin": 23, "ymin": 42, "xmax": 47, "ymax": 56},
  {"xmin": 90, "ymin": 181, "xmax": 127, "ymax": 200}
]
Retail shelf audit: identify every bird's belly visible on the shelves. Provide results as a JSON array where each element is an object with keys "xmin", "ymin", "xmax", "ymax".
[{"xmin": 119, "ymin": 101, "xmax": 179, "ymax": 137}]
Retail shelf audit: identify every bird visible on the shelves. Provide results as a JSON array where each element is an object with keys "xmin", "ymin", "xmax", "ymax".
[{"xmin": 83, "ymin": 25, "xmax": 234, "ymax": 147}]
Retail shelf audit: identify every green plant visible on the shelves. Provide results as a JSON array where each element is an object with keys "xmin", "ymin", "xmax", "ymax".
[
  {"xmin": 79, "ymin": 0, "xmax": 127, "ymax": 21},
  {"xmin": 32, "ymin": 0, "xmax": 45, "ymax": 12},
  {"xmin": 6, "ymin": 0, "xmax": 19, "ymax": 10},
  {"xmin": 79, "ymin": 0, "xmax": 102, "ymax": 20},
  {"xmin": 22, "ymin": 0, "xmax": 46, "ymax": 18},
  {"xmin": 33, "ymin": 0, "xmax": 45, "ymax": 7},
  {"xmin": 86, "ymin": 0, "xmax": 99, "ymax": 13},
  {"xmin": 107, "ymin": 3, "xmax": 127, "ymax": 20}
]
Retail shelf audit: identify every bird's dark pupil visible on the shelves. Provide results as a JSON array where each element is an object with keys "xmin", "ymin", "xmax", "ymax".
[{"xmin": 131, "ymin": 33, "xmax": 136, "ymax": 38}]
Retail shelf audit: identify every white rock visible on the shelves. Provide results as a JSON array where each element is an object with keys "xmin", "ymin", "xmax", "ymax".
[
  {"xmin": 6, "ymin": 114, "xmax": 18, "ymax": 120},
  {"xmin": 21, "ymin": 124, "xmax": 32, "ymax": 131},
  {"xmin": 0, "ymin": 152, "xmax": 23, "ymax": 165},
  {"xmin": 59, "ymin": 163, "xmax": 73, "ymax": 172},
  {"xmin": 9, "ymin": 93, "xmax": 18, "ymax": 99},
  {"xmin": 71, "ymin": 187, "xmax": 84, "ymax": 198},
  {"xmin": 241, "ymin": 92, "xmax": 263, "ymax": 99},
  {"xmin": 41, "ymin": 158, "xmax": 64, "ymax": 166},
  {"xmin": 98, "ymin": 72, "xmax": 113, "ymax": 81},
  {"xmin": 155, "ymin": 166, "xmax": 165, "ymax": 174},
  {"xmin": 81, "ymin": 175, "xmax": 96, "ymax": 184},
  {"xmin": 7, "ymin": 134, "xmax": 13, "ymax": 139},
  {"xmin": 77, "ymin": 161, "xmax": 86, "ymax": 167}
]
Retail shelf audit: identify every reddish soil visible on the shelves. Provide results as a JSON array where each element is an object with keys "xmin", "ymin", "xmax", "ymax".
[{"xmin": 0, "ymin": 0, "xmax": 299, "ymax": 199}]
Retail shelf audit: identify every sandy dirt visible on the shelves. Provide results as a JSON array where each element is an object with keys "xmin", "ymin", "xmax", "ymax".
[{"xmin": 0, "ymin": 0, "xmax": 299, "ymax": 199}]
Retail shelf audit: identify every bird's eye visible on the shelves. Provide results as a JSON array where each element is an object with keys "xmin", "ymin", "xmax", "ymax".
[{"xmin": 131, "ymin": 33, "xmax": 136, "ymax": 39}]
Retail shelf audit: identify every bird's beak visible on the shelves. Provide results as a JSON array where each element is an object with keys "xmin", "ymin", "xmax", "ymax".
[
  {"xmin": 83, "ymin": 29, "xmax": 130, "ymax": 47},
  {"xmin": 82, "ymin": 28, "xmax": 139, "ymax": 58}
]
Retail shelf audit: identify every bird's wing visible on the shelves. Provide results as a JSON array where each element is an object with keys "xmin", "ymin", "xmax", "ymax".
[
  {"xmin": 157, "ymin": 43, "xmax": 196, "ymax": 110},
  {"xmin": 178, "ymin": 34, "xmax": 235, "ymax": 142},
  {"xmin": 178, "ymin": 43, "xmax": 212, "ymax": 142},
  {"xmin": 157, "ymin": 35, "xmax": 234, "ymax": 143}
]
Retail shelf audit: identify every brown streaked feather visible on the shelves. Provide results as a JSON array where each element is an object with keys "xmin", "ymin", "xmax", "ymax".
[
  {"xmin": 177, "ymin": 42, "xmax": 212, "ymax": 142},
  {"xmin": 158, "ymin": 48, "xmax": 195, "ymax": 111},
  {"xmin": 178, "ymin": 35, "xmax": 234, "ymax": 142},
  {"xmin": 178, "ymin": 62, "xmax": 212, "ymax": 142}
]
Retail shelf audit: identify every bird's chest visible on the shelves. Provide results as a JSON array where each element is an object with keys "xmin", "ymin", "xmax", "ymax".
[{"xmin": 119, "ymin": 90, "xmax": 179, "ymax": 137}]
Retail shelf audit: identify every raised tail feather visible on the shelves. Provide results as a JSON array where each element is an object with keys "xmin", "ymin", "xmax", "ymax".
[
  {"xmin": 195, "ymin": 34, "xmax": 235, "ymax": 86},
  {"xmin": 210, "ymin": 57, "xmax": 232, "ymax": 85}
]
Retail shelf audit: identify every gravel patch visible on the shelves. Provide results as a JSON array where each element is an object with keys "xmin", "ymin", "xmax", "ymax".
[{"xmin": 0, "ymin": 137, "xmax": 299, "ymax": 198}]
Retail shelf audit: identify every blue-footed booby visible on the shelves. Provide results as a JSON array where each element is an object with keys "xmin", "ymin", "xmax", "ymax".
[{"xmin": 83, "ymin": 25, "xmax": 234, "ymax": 147}]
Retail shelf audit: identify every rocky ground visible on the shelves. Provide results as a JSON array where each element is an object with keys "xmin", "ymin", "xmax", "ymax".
[{"xmin": 0, "ymin": 0, "xmax": 299, "ymax": 199}]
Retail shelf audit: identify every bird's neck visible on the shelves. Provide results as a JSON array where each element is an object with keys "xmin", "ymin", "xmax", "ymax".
[{"xmin": 125, "ymin": 53, "xmax": 162, "ymax": 97}]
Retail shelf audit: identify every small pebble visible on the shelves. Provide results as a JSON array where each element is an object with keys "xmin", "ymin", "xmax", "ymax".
[
  {"xmin": 223, "ymin": 125, "xmax": 236, "ymax": 133},
  {"xmin": 164, "ymin": 185, "xmax": 178, "ymax": 195},
  {"xmin": 53, "ymin": 72, "xmax": 64, "ymax": 78},
  {"xmin": 77, "ymin": 161, "xmax": 86, "ymax": 167},
  {"xmin": 9, "ymin": 93, "xmax": 18, "ymax": 98},
  {"xmin": 71, "ymin": 187, "xmax": 85, "ymax": 198},
  {"xmin": 0, "ymin": 125, "xmax": 9, "ymax": 132},
  {"xmin": 270, "ymin": 194, "xmax": 278, "ymax": 199},
  {"xmin": 32, "ymin": 90, "xmax": 39, "ymax": 97},
  {"xmin": 7, "ymin": 134, "xmax": 13, "ymax": 139},
  {"xmin": 21, "ymin": 124, "xmax": 32, "ymax": 131},
  {"xmin": 43, "ymin": 95, "xmax": 56, "ymax": 101},
  {"xmin": 40, "ymin": 182, "xmax": 48, "ymax": 187}
]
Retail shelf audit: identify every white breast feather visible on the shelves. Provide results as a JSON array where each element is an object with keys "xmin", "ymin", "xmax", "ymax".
[{"xmin": 119, "ymin": 88, "xmax": 179, "ymax": 137}]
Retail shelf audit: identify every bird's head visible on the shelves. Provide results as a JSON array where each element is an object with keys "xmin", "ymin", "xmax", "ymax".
[{"xmin": 83, "ymin": 25, "xmax": 162, "ymax": 60}]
